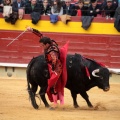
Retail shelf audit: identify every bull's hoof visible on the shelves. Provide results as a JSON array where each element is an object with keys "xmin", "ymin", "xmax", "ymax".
[
  {"xmin": 45, "ymin": 104, "xmax": 50, "ymax": 108},
  {"xmin": 33, "ymin": 104, "xmax": 39, "ymax": 109},
  {"xmin": 74, "ymin": 104, "xmax": 79, "ymax": 108},
  {"xmin": 88, "ymin": 104, "xmax": 93, "ymax": 108}
]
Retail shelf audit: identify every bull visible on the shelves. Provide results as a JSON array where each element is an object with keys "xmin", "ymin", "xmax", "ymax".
[{"xmin": 27, "ymin": 53, "xmax": 120, "ymax": 109}]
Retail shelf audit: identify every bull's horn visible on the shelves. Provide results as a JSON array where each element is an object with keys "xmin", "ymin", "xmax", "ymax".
[
  {"xmin": 92, "ymin": 69, "xmax": 100, "ymax": 77},
  {"xmin": 108, "ymin": 69, "xmax": 120, "ymax": 75}
]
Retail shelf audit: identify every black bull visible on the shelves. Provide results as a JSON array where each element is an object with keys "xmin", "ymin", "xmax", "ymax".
[{"xmin": 26, "ymin": 53, "xmax": 117, "ymax": 109}]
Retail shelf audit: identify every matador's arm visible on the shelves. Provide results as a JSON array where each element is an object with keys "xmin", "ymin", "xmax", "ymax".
[{"xmin": 32, "ymin": 28, "xmax": 43, "ymax": 38}]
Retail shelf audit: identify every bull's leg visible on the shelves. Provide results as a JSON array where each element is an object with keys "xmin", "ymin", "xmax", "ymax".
[
  {"xmin": 39, "ymin": 87, "xmax": 50, "ymax": 108},
  {"xmin": 29, "ymin": 84, "xmax": 39, "ymax": 109},
  {"xmin": 71, "ymin": 91, "xmax": 79, "ymax": 108},
  {"xmin": 79, "ymin": 91, "xmax": 93, "ymax": 107}
]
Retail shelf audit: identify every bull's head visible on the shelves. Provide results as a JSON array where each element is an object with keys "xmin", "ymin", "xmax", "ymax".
[{"xmin": 92, "ymin": 67, "xmax": 110, "ymax": 91}]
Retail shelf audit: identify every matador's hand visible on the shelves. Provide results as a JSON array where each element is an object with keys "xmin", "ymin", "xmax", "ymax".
[{"xmin": 26, "ymin": 26, "xmax": 33, "ymax": 32}]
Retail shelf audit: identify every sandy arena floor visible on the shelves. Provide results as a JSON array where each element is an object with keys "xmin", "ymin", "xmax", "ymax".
[{"xmin": 0, "ymin": 75, "xmax": 120, "ymax": 120}]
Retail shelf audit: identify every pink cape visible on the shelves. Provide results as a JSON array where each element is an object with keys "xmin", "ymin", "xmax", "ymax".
[{"xmin": 47, "ymin": 41, "xmax": 69, "ymax": 102}]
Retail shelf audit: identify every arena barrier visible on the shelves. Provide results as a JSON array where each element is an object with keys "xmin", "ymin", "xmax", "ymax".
[{"xmin": 0, "ymin": 14, "xmax": 120, "ymax": 78}]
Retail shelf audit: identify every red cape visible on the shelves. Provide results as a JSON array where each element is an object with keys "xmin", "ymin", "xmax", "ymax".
[{"xmin": 47, "ymin": 41, "xmax": 69, "ymax": 102}]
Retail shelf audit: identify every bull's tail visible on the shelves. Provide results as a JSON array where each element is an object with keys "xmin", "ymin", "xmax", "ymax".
[{"xmin": 26, "ymin": 57, "xmax": 39, "ymax": 109}]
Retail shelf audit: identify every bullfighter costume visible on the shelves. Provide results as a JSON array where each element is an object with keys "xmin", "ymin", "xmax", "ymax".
[{"xmin": 31, "ymin": 28, "xmax": 69, "ymax": 105}]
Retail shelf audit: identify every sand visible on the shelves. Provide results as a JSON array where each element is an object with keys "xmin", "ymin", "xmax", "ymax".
[{"xmin": 0, "ymin": 75, "xmax": 120, "ymax": 120}]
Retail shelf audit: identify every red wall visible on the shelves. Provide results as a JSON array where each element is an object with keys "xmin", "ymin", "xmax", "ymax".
[{"xmin": 0, "ymin": 30, "xmax": 120, "ymax": 68}]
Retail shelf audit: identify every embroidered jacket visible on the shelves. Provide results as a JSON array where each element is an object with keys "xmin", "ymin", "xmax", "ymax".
[{"xmin": 45, "ymin": 41, "xmax": 60, "ymax": 71}]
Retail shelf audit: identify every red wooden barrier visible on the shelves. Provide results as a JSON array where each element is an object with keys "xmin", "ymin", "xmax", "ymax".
[{"xmin": 0, "ymin": 31, "xmax": 120, "ymax": 68}]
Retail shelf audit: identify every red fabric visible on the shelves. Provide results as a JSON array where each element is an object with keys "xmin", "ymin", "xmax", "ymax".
[
  {"xmin": 85, "ymin": 56, "xmax": 106, "ymax": 67},
  {"xmin": 85, "ymin": 67, "xmax": 91, "ymax": 80},
  {"xmin": 47, "ymin": 67, "xmax": 59, "ymax": 89},
  {"xmin": 47, "ymin": 41, "xmax": 69, "ymax": 102},
  {"xmin": 97, "ymin": 62, "xmax": 106, "ymax": 67},
  {"xmin": 77, "ymin": 10, "xmax": 82, "ymax": 16},
  {"xmin": 59, "ymin": 41, "xmax": 69, "ymax": 87}
]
